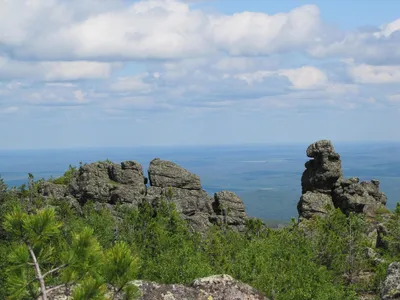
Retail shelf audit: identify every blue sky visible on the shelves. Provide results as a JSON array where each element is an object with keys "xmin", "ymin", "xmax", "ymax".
[{"xmin": 0, "ymin": 0, "xmax": 399, "ymax": 149}]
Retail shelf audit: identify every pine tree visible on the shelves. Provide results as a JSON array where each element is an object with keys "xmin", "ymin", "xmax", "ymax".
[{"xmin": 2, "ymin": 206, "xmax": 139, "ymax": 299}]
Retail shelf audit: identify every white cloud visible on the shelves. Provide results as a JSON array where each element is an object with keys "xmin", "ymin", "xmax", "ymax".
[
  {"xmin": 0, "ymin": 106, "xmax": 19, "ymax": 114},
  {"xmin": 375, "ymin": 19, "xmax": 400, "ymax": 38},
  {"xmin": 0, "ymin": 1, "xmax": 322, "ymax": 61},
  {"xmin": 231, "ymin": 66, "xmax": 327, "ymax": 89},
  {"xmin": 348, "ymin": 62, "xmax": 400, "ymax": 84},
  {"xmin": 278, "ymin": 66, "xmax": 327, "ymax": 89},
  {"xmin": 0, "ymin": 56, "xmax": 114, "ymax": 81},
  {"xmin": 210, "ymin": 5, "xmax": 321, "ymax": 56},
  {"xmin": 388, "ymin": 94, "xmax": 400, "ymax": 103},
  {"xmin": 110, "ymin": 75, "xmax": 153, "ymax": 92},
  {"xmin": 309, "ymin": 18, "xmax": 400, "ymax": 65}
]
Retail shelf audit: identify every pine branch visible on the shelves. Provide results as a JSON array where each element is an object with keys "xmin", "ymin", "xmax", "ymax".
[
  {"xmin": 28, "ymin": 245, "xmax": 48, "ymax": 300},
  {"xmin": 42, "ymin": 264, "xmax": 68, "ymax": 278}
]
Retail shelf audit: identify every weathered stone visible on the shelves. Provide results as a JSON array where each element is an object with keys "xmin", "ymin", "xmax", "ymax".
[
  {"xmin": 38, "ymin": 158, "xmax": 252, "ymax": 233},
  {"xmin": 212, "ymin": 191, "xmax": 248, "ymax": 230},
  {"xmin": 147, "ymin": 185, "xmax": 215, "ymax": 232},
  {"xmin": 332, "ymin": 178, "xmax": 387, "ymax": 217},
  {"xmin": 66, "ymin": 161, "xmax": 146, "ymax": 205},
  {"xmin": 137, "ymin": 274, "xmax": 268, "ymax": 300},
  {"xmin": 148, "ymin": 158, "xmax": 202, "ymax": 190},
  {"xmin": 108, "ymin": 161, "xmax": 146, "ymax": 186},
  {"xmin": 381, "ymin": 262, "xmax": 400, "ymax": 299},
  {"xmin": 147, "ymin": 186, "xmax": 212, "ymax": 216},
  {"xmin": 39, "ymin": 182, "xmax": 67, "ymax": 199},
  {"xmin": 301, "ymin": 140, "xmax": 342, "ymax": 194},
  {"xmin": 297, "ymin": 191, "xmax": 334, "ymax": 220},
  {"xmin": 297, "ymin": 140, "xmax": 389, "ymax": 225},
  {"xmin": 70, "ymin": 162, "xmax": 113, "ymax": 203},
  {"xmin": 42, "ymin": 275, "xmax": 268, "ymax": 300}
]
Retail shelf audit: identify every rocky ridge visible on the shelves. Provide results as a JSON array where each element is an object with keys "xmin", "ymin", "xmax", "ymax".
[{"xmin": 40, "ymin": 158, "xmax": 248, "ymax": 233}]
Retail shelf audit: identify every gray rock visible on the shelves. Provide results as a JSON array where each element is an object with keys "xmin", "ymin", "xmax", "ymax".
[
  {"xmin": 42, "ymin": 275, "xmax": 268, "ymax": 300},
  {"xmin": 71, "ymin": 162, "xmax": 113, "ymax": 203},
  {"xmin": 69, "ymin": 161, "xmax": 146, "ymax": 205},
  {"xmin": 148, "ymin": 158, "xmax": 202, "ymax": 190},
  {"xmin": 109, "ymin": 161, "xmax": 146, "ymax": 186},
  {"xmin": 332, "ymin": 178, "xmax": 387, "ymax": 217},
  {"xmin": 137, "ymin": 274, "xmax": 268, "ymax": 300},
  {"xmin": 147, "ymin": 185, "xmax": 214, "ymax": 232},
  {"xmin": 297, "ymin": 140, "xmax": 389, "ymax": 225},
  {"xmin": 297, "ymin": 191, "xmax": 334, "ymax": 220},
  {"xmin": 301, "ymin": 140, "xmax": 343, "ymax": 194},
  {"xmin": 39, "ymin": 182, "xmax": 67, "ymax": 199},
  {"xmin": 381, "ymin": 262, "xmax": 400, "ymax": 299},
  {"xmin": 147, "ymin": 186, "xmax": 212, "ymax": 216},
  {"xmin": 212, "ymin": 191, "xmax": 248, "ymax": 230}
]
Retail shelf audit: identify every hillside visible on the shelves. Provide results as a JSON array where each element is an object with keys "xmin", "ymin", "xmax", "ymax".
[{"xmin": 1, "ymin": 140, "xmax": 400, "ymax": 299}]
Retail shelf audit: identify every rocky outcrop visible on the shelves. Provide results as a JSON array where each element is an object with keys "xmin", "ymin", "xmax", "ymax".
[
  {"xmin": 381, "ymin": 262, "xmax": 400, "ymax": 300},
  {"xmin": 40, "ymin": 158, "xmax": 248, "ymax": 233},
  {"xmin": 210, "ymin": 191, "xmax": 248, "ymax": 232},
  {"xmin": 148, "ymin": 158, "xmax": 201, "ymax": 190},
  {"xmin": 301, "ymin": 140, "xmax": 343, "ymax": 194},
  {"xmin": 332, "ymin": 177, "xmax": 387, "ymax": 217},
  {"xmin": 45, "ymin": 274, "xmax": 268, "ymax": 300},
  {"xmin": 147, "ymin": 159, "xmax": 248, "ymax": 232},
  {"xmin": 297, "ymin": 140, "xmax": 341, "ymax": 220},
  {"xmin": 297, "ymin": 140, "xmax": 388, "ymax": 220},
  {"xmin": 297, "ymin": 191, "xmax": 334, "ymax": 219},
  {"xmin": 70, "ymin": 161, "xmax": 147, "ymax": 205},
  {"xmin": 137, "ymin": 274, "xmax": 268, "ymax": 300},
  {"xmin": 39, "ymin": 182, "xmax": 67, "ymax": 199}
]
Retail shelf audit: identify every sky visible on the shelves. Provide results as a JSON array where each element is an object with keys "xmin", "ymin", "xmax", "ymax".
[{"xmin": 1, "ymin": 0, "xmax": 400, "ymax": 149}]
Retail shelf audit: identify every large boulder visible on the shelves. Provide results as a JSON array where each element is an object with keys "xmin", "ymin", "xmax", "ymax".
[
  {"xmin": 332, "ymin": 177, "xmax": 388, "ymax": 217},
  {"xmin": 381, "ymin": 262, "xmax": 400, "ymax": 299},
  {"xmin": 148, "ymin": 158, "xmax": 202, "ymax": 190},
  {"xmin": 301, "ymin": 140, "xmax": 343, "ymax": 194},
  {"xmin": 38, "ymin": 182, "xmax": 67, "ymax": 199},
  {"xmin": 297, "ymin": 191, "xmax": 334, "ymax": 220},
  {"xmin": 211, "ymin": 191, "xmax": 248, "ymax": 231},
  {"xmin": 69, "ymin": 161, "xmax": 146, "ymax": 205},
  {"xmin": 147, "ymin": 186, "xmax": 213, "ymax": 216}
]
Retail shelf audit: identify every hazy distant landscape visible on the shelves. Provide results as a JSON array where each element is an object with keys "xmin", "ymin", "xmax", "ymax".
[{"xmin": 1, "ymin": 142, "xmax": 399, "ymax": 222}]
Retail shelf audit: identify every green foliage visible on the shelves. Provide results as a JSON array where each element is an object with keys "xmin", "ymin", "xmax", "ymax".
[
  {"xmin": 2, "ymin": 205, "xmax": 139, "ymax": 300},
  {"xmin": 51, "ymin": 165, "xmax": 77, "ymax": 185},
  {"xmin": 117, "ymin": 200, "xmax": 213, "ymax": 284},
  {"xmin": 71, "ymin": 276, "xmax": 107, "ymax": 300},
  {"xmin": 383, "ymin": 202, "xmax": 400, "ymax": 258},
  {"xmin": 104, "ymin": 241, "xmax": 140, "ymax": 298},
  {"xmin": 0, "ymin": 176, "xmax": 394, "ymax": 300},
  {"xmin": 305, "ymin": 208, "xmax": 371, "ymax": 286},
  {"xmin": 0, "ymin": 175, "xmax": 7, "ymax": 201}
]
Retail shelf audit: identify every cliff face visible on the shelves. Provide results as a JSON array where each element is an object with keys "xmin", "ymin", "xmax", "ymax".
[
  {"xmin": 40, "ymin": 158, "xmax": 248, "ymax": 233},
  {"xmin": 297, "ymin": 140, "xmax": 388, "ymax": 220}
]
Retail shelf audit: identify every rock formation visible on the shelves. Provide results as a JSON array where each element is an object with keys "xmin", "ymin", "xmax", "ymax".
[
  {"xmin": 297, "ymin": 140, "xmax": 388, "ymax": 220},
  {"xmin": 381, "ymin": 262, "xmax": 400, "ymax": 300},
  {"xmin": 332, "ymin": 177, "xmax": 387, "ymax": 217},
  {"xmin": 40, "ymin": 159, "xmax": 248, "ymax": 233},
  {"xmin": 136, "ymin": 274, "xmax": 268, "ymax": 300},
  {"xmin": 297, "ymin": 140, "xmax": 342, "ymax": 220},
  {"xmin": 44, "ymin": 274, "xmax": 268, "ymax": 300}
]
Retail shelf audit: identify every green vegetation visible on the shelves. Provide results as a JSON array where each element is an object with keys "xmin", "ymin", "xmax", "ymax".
[
  {"xmin": 50, "ymin": 165, "xmax": 77, "ymax": 185},
  {"xmin": 1, "ymin": 174, "xmax": 400, "ymax": 299}
]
